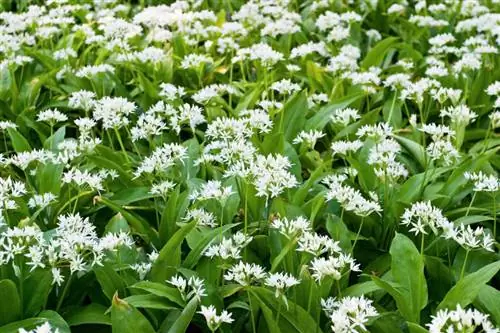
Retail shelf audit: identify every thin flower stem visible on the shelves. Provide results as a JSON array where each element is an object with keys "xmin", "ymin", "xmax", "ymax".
[
  {"xmin": 465, "ymin": 192, "xmax": 477, "ymax": 216},
  {"xmin": 56, "ymin": 274, "xmax": 73, "ymax": 312},
  {"xmin": 460, "ymin": 250, "xmax": 470, "ymax": 280},
  {"xmin": 114, "ymin": 127, "xmax": 130, "ymax": 164},
  {"xmin": 493, "ymin": 194, "xmax": 497, "ymax": 238},
  {"xmin": 247, "ymin": 290, "xmax": 257, "ymax": 333},
  {"xmin": 352, "ymin": 217, "xmax": 364, "ymax": 253},
  {"xmin": 420, "ymin": 234, "xmax": 425, "ymax": 256}
]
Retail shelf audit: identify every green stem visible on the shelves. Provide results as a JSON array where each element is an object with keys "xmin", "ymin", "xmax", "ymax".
[
  {"xmin": 387, "ymin": 91, "xmax": 397, "ymax": 124},
  {"xmin": 247, "ymin": 290, "xmax": 257, "ymax": 333},
  {"xmin": 460, "ymin": 250, "xmax": 470, "ymax": 280},
  {"xmin": 351, "ymin": 217, "xmax": 364, "ymax": 253},
  {"xmin": 493, "ymin": 194, "xmax": 497, "ymax": 238},
  {"xmin": 56, "ymin": 273, "xmax": 73, "ymax": 311},
  {"xmin": 420, "ymin": 233, "xmax": 425, "ymax": 255},
  {"xmin": 465, "ymin": 192, "xmax": 477, "ymax": 216},
  {"xmin": 114, "ymin": 127, "xmax": 130, "ymax": 164}
]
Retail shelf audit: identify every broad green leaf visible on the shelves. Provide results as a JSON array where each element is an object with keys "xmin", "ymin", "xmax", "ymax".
[
  {"xmin": 437, "ymin": 261, "xmax": 500, "ymax": 311},
  {"xmin": 251, "ymin": 293, "xmax": 280, "ymax": 333},
  {"xmin": 475, "ymin": 285, "xmax": 500, "ymax": 324},
  {"xmin": 0, "ymin": 279, "xmax": 21, "ymax": 325},
  {"xmin": 389, "ymin": 233, "xmax": 428, "ymax": 323},
  {"xmin": 394, "ymin": 135, "xmax": 427, "ymax": 169},
  {"xmin": 344, "ymin": 281, "xmax": 381, "ymax": 297},
  {"xmin": 7, "ymin": 128, "xmax": 31, "ymax": 152},
  {"xmin": 0, "ymin": 318, "xmax": 47, "ymax": 333},
  {"xmin": 151, "ymin": 221, "xmax": 196, "ymax": 282},
  {"xmin": 94, "ymin": 264, "xmax": 127, "ymax": 301},
  {"xmin": 111, "ymin": 293, "xmax": 156, "ymax": 333},
  {"xmin": 96, "ymin": 196, "xmax": 158, "ymax": 246},
  {"xmin": 38, "ymin": 310, "xmax": 71, "ymax": 333},
  {"xmin": 130, "ymin": 281, "xmax": 184, "ymax": 306},
  {"xmin": 305, "ymin": 93, "xmax": 364, "ymax": 131},
  {"xmin": 250, "ymin": 287, "xmax": 323, "ymax": 333},
  {"xmin": 124, "ymin": 294, "xmax": 178, "ymax": 310},
  {"xmin": 23, "ymin": 269, "xmax": 53, "ymax": 317},
  {"xmin": 65, "ymin": 303, "xmax": 111, "ymax": 326},
  {"xmin": 182, "ymin": 223, "xmax": 239, "ymax": 269},
  {"xmin": 362, "ymin": 37, "xmax": 400, "ymax": 69},
  {"xmin": 167, "ymin": 297, "xmax": 198, "ymax": 333},
  {"xmin": 407, "ymin": 322, "xmax": 429, "ymax": 333}
]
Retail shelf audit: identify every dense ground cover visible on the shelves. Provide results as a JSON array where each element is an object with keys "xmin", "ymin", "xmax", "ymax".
[{"xmin": 0, "ymin": 0, "xmax": 499, "ymax": 332}]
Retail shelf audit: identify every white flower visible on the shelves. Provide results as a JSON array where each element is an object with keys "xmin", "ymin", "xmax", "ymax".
[
  {"xmin": 199, "ymin": 305, "xmax": 234, "ymax": 331},
  {"xmin": 28, "ymin": 193, "xmax": 57, "ymax": 209},
  {"xmin": 185, "ymin": 208, "xmax": 216, "ymax": 228},
  {"xmin": 159, "ymin": 83, "xmax": 185, "ymax": 101},
  {"xmin": 168, "ymin": 275, "xmax": 207, "ymax": 302},
  {"xmin": 224, "ymin": 261, "xmax": 266, "ymax": 286},
  {"xmin": 69, "ymin": 90, "xmax": 96, "ymax": 111},
  {"xmin": 181, "ymin": 54, "xmax": 212, "ymax": 69},
  {"xmin": 250, "ymin": 154, "xmax": 298, "ymax": 199},
  {"xmin": 270, "ymin": 216, "xmax": 311, "ymax": 238},
  {"xmin": 204, "ymin": 232, "xmax": 252, "ymax": 260},
  {"xmin": 19, "ymin": 322, "xmax": 60, "ymax": 333},
  {"xmin": 189, "ymin": 180, "xmax": 233, "ymax": 203},
  {"xmin": 293, "ymin": 130, "xmax": 325, "ymax": 147},
  {"xmin": 270, "ymin": 79, "xmax": 301, "ymax": 95},
  {"xmin": 93, "ymin": 96, "xmax": 136, "ymax": 130},
  {"xmin": 264, "ymin": 272, "xmax": 300, "ymax": 298},
  {"xmin": 297, "ymin": 232, "xmax": 341, "ymax": 256},
  {"xmin": 427, "ymin": 305, "xmax": 499, "ymax": 333},
  {"xmin": 150, "ymin": 180, "xmax": 176, "ymax": 198},
  {"xmin": 322, "ymin": 296, "xmax": 378, "ymax": 333},
  {"xmin": 401, "ymin": 201, "xmax": 452, "ymax": 236},
  {"xmin": 310, "ymin": 253, "xmax": 360, "ymax": 282},
  {"xmin": 37, "ymin": 109, "xmax": 68, "ymax": 124},
  {"xmin": 331, "ymin": 140, "xmax": 364, "ymax": 156},
  {"xmin": 440, "ymin": 105, "xmax": 477, "ymax": 125},
  {"xmin": 135, "ymin": 143, "xmax": 187, "ymax": 177},
  {"xmin": 464, "ymin": 172, "xmax": 499, "ymax": 192},
  {"xmin": 75, "ymin": 64, "xmax": 115, "ymax": 77},
  {"xmin": 452, "ymin": 225, "xmax": 495, "ymax": 252}
]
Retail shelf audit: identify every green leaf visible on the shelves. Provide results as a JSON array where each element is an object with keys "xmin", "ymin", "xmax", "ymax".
[
  {"xmin": 0, "ymin": 318, "xmax": 47, "ymax": 333},
  {"xmin": 344, "ymin": 281, "xmax": 381, "ymax": 297},
  {"xmin": 65, "ymin": 303, "xmax": 111, "ymax": 326},
  {"xmin": 251, "ymin": 293, "xmax": 280, "ymax": 333},
  {"xmin": 270, "ymin": 237, "xmax": 298, "ymax": 273},
  {"xmin": 94, "ymin": 264, "xmax": 127, "ymax": 301},
  {"xmin": 475, "ymin": 285, "xmax": 500, "ymax": 324},
  {"xmin": 278, "ymin": 91, "xmax": 308, "ymax": 141},
  {"xmin": 250, "ymin": 287, "xmax": 323, "ymax": 333},
  {"xmin": 124, "ymin": 294, "xmax": 178, "ymax": 310},
  {"xmin": 362, "ymin": 37, "xmax": 399, "ymax": 69},
  {"xmin": 167, "ymin": 297, "xmax": 198, "ymax": 333},
  {"xmin": 0, "ymin": 279, "xmax": 21, "ymax": 325},
  {"xmin": 23, "ymin": 269, "xmax": 53, "ymax": 317},
  {"xmin": 389, "ymin": 233, "xmax": 427, "ymax": 323},
  {"xmin": 130, "ymin": 281, "xmax": 184, "ymax": 306},
  {"xmin": 96, "ymin": 196, "xmax": 158, "ymax": 245},
  {"xmin": 111, "ymin": 293, "xmax": 156, "ymax": 333},
  {"xmin": 151, "ymin": 221, "xmax": 197, "ymax": 282},
  {"xmin": 38, "ymin": 310, "xmax": 71, "ymax": 333},
  {"xmin": 43, "ymin": 126, "xmax": 66, "ymax": 150},
  {"xmin": 7, "ymin": 128, "xmax": 31, "ymax": 152},
  {"xmin": 407, "ymin": 322, "xmax": 429, "ymax": 333},
  {"xmin": 182, "ymin": 223, "xmax": 239, "ymax": 269},
  {"xmin": 437, "ymin": 261, "xmax": 500, "ymax": 311},
  {"xmin": 305, "ymin": 93, "xmax": 364, "ymax": 131},
  {"xmin": 394, "ymin": 135, "xmax": 427, "ymax": 169}
]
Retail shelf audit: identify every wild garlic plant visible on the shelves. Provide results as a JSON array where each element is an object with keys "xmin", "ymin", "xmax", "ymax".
[{"xmin": 0, "ymin": 0, "xmax": 498, "ymax": 332}]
